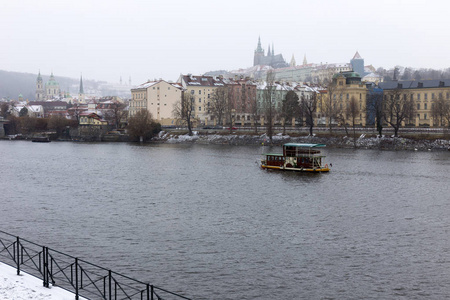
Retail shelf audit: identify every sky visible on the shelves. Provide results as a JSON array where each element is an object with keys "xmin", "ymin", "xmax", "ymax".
[{"xmin": 1, "ymin": 0, "xmax": 449, "ymax": 84}]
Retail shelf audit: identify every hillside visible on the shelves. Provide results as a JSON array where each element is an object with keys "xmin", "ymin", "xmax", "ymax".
[{"xmin": 0, "ymin": 70, "xmax": 131, "ymax": 100}]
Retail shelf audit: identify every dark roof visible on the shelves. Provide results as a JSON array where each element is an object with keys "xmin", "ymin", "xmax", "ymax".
[
  {"xmin": 379, "ymin": 80, "xmax": 450, "ymax": 90},
  {"xmin": 182, "ymin": 75, "xmax": 226, "ymax": 87}
]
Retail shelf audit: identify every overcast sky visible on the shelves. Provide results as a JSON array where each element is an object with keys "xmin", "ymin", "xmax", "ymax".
[{"xmin": 1, "ymin": 0, "xmax": 449, "ymax": 84}]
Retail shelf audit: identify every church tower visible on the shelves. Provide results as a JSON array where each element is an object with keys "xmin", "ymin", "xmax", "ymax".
[
  {"xmin": 253, "ymin": 36, "xmax": 265, "ymax": 66},
  {"xmin": 78, "ymin": 75, "xmax": 85, "ymax": 103},
  {"xmin": 35, "ymin": 71, "xmax": 45, "ymax": 101},
  {"xmin": 350, "ymin": 51, "xmax": 365, "ymax": 77},
  {"xmin": 290, "ymin": 54, "xmax": 296, "ymax": 67},
  {"xmin": 45, "ymin": 72, "xmax": 60, "ymax": 100}
]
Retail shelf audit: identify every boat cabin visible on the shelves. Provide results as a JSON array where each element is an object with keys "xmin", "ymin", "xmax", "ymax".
[{"xmin": 261, "ymin": 143, "xmax": 329, "ymax": 172}]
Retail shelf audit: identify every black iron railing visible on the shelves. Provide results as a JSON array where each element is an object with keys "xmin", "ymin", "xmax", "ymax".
[{"xmin": 0, "ymin": 230, "xmax": 192, "ymax": 300}]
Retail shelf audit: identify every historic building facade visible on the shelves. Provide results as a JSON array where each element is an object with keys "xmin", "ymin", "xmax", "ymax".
[
  {"xmin": 379, "ymin": 80, "xmax": 450, "ymax": 127},
  {"xmin": 35, "ymin": 72, "xmax": 61, "ymax": 100},
  {"xmin": 317, "ymin": 71, "xmax": 368, "ymax": 126},
  {"xmin": 178, "ymin": 74, "xmax": 227, "ymax": 124},
  {"xmin": 130, "ymin": 80, "xmax": 183, "ymax": 126}
]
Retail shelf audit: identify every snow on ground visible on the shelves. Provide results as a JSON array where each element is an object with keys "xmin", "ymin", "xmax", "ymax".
[{"xmin": 0, "ymin": 262, "xmax": 86, "ymax": 300}]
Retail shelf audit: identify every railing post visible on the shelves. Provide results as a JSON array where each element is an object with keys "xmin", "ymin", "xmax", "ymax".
[
  {"xmin": 109, "ymin": 270, "xmax": 112, "ymax": 300},
  {"xmin": 75, "ymin": 258, "xmax": 79, "ymax": 300},
  {"xmin": 42, "ymin": 246, "xmax": 48, "ymax": 287},
  {"xmin": 146, "ymin": 284, "xmax": 150, "ymax": 300},
  {"xmin": 151, "ymin": 285, "xmax": 154, "ymax": 300},
  {"xmin": 16, "ymin": 236, "xmax": 20, "ymax": 275}
]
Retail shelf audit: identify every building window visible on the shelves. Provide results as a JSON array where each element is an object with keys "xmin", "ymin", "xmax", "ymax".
[
  {"xmin": 417, "ymin": 103, "xmax": 420, "ymax": 110},
  {"xmin": 199, "ymin": 107, "xmax": 201, "ymax": 111},
  {"xmin": 432, "ymin": 93, "xmax": 435, "ymax": 100},
  {"xmin": 424, "ymin": 93, "xmax": 428, "ymax": 100},
  {"xmin": 424, "ymin": 103, "xmax": 427, "ymax": 110},
  {"xmin": 346, "ymin": 93, "xmax": 349, "ymax": 100},
  {"xmin": 191, "ymin": 90, "xmax": 194, "ymax": 95},
  {"xmin": 417, "ymin": 93, "xmax": 421, "ymax": 100},
  {"xmin": 424, "ymin": 113, "xmax": 427, "ymax": 120},
  {"xmin": 199, "ymin": 90, "xmax": 201, "ymax": 95}
]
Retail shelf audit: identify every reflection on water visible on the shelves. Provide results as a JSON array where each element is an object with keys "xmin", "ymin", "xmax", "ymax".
[{"xmin": 1, "ymin": 141, "xmax": 450, "ymax": 299}]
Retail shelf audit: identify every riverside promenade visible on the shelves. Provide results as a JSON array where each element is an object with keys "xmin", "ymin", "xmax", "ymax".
[{"xmin": 0, "ymin": 262, "xmax": 85, "ymax": 300}]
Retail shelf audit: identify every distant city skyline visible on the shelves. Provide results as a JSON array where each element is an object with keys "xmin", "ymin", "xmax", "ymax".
[{"xmin": 1, "ymin": 0, "xmax": 449, "ymax": 85}]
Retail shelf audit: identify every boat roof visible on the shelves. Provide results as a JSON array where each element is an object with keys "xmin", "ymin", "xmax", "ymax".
[{"xmin": 283, "ymin": 143, "xmax": 326, "ymax": 148}]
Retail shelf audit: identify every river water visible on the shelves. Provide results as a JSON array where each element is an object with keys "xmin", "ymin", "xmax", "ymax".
[{"xmin": 1, "ymin": 140, "xmax": 450, "ymax": 299}]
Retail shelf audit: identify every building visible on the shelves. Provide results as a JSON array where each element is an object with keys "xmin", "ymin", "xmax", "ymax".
[
  {"xmin": 35, "ymin": 72, "xmax": 61, "ymax": 100},
  {"xmin": 350, "ymin": 51, "xmax": 366, "ymax": 78},
  {"xmin": 256, "ymin": 81, "xmax": 295, "ymax": 124},
  {"xmin": 177, "ymin": 74, "xmax": 227, "ymax": 125},
  {"xmin": 253, "ymin": 37, "xmax": 289, "ymax": 69},
  {"xmin": 272, "ymin": 64, "xmax": 315, "ymax": 83},
  {"xmin": 311, "ymin": 63, "xmax": 352, "ymax": 83},
  {"xmin": 379, "ymin": 79, "xmax": 450, "ymax": 127},
  {"xmin": 224, "ymin": 78, "xmax": 257, "ymax": 126},
  {"xmin": 317, "ymin": 71, "xmax": 368, "ymax": 127},
  {"xmin": 130, "ymin": 80, "xmax": 183, "ymax": 126}
]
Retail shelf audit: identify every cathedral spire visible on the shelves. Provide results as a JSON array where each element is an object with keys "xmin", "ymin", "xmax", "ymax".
[
  {"xmin": 272, "ymin": 43, "xmax": 275, "ymax": 56},
  {"xmin": 290, "ymin": 54, "xmax": 296, "ymax": 67},
  {"xmin": 303, "ymin": 54, "xmax": 308, "ymax": 66},
  {"xmin": 267, "ymin": 44, "xmax": 271, "ymax": 57},
  {"xmin": 256, "ymin": 36, "xmax": 263, "ymax": 53},
  {"xmin": 79, "ymin": 74, "xmax": 84, "ymax": 94}
]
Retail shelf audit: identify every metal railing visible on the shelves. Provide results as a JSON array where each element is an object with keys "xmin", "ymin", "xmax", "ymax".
[{"xmin": 0, "ymin": 230, "xmax": 192, "ymax": 300}]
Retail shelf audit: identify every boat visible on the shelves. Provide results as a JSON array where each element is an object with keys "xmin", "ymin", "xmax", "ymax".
[
  {"xmin": 31, "ymin": 137, "xmax": 51, "ymax": 143},
  {"xmin": 261, "ymin": 143, "xmax": 330, "ymax": 172}
]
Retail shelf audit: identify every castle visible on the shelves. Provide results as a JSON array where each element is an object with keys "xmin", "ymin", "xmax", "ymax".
[{"xmin": 253, "ymin": 37, "xmax": 289, "ymax": 69}]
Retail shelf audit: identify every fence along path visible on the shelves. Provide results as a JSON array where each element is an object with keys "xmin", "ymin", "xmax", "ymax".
[{"xmin": 0, "ymin": 230, "xmax": 192, "ymax": 300}]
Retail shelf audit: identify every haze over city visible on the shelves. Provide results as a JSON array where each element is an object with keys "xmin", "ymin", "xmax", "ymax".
[{"xmin": 1, "ymin": 0, "xmax": 449, "ymax": 84}]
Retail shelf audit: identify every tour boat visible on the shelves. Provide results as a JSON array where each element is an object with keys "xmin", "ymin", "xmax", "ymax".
[{"xmin": 261, "ymin": 143, "xmax": 330, "ymax": 172}]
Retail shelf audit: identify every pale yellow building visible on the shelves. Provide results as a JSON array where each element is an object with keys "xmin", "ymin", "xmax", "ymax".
[
  {"xmin": 317, "ymin": 71, "xmax": 368, "ymax": 127},
  {"xmin": 177, "ymin": 74, "xmax": 227, "ymax": 125},
  {"xmin": 379, "ymin": 80, "xmax": 450, "ymax": 127},
  {"xmin": 130, "ymin": 80, "xmax": 183, "ymax": 126}
]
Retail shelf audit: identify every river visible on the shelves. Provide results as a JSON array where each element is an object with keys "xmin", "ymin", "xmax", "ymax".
[{"xmin": 1, "ymin": 140, "xmax": 450, "ymax": 299}]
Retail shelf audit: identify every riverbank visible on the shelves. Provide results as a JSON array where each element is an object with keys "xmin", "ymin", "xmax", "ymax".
[
  {"xmin": 0, "ymin": 262, "xmax": 86, "ymax": 300},
  {"xmin": 155, "ymin": 131, "xmax": 450, "ymax": 151}
]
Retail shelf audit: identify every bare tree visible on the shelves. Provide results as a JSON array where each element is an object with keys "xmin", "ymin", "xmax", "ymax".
[
  {"xmin": 262, "ymin": 70, "xmax": 277, "ymax": 142},
  {"xmin": 301, "ymin": 92, "xmax": 318, "ymax": 136},
  {"xmin": 69, "ymin": 103, "xmax": 84, "ymax": 123},
  {"xmin": 209, "ymin": 87, "xmax": 228, "ymax": 126},
  {"xmin": 346, "ymin": 96, "xmax": 360, "ymax": 147},
  {"xmin": 104, "ymin": 101, "xmax": 128, "ymax": 129},
  {"xmin": 248, "ymin": 88, "xmax": 260, "ymax": 134},
  {"xmin": 383, "ymin": 88, "xmax": 416, "ymax": 137},
  {"xmin": 224, "ymin": 89, "xmax": 235, "ymax": 134},
  {"xmin": 173, "ymin": 91, "xmax": 195, "ymax": 136},
  {"xmin": 127, "ymin": 109, "xmax": 160, "ymax": 142},
  {"xmin": 431, "ymin": 94, "xmax": 450, "ymax": 127},
  {"xmin": 323, "ymin": 79, "xmax": 342, "ymax": 133},
  {"xmin": 280, "ymin": 90, "xmax": 299, "ymax": 134},
  {"xmin": 0, "ymin": 102, "xmax": 10, "ymax": 119},
  {"xmin": 366, "ymin": 90, "xmax": 384, "ymax": 136}
]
